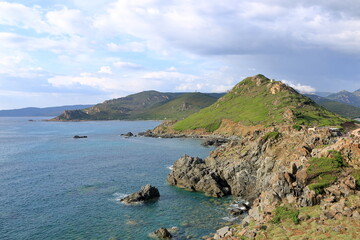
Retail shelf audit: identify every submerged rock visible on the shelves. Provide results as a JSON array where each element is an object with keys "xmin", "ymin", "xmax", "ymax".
[
  {"xmin": 120, "ymin": 184, "xmax": 160, "ymax": 204},
  {"xmin": 201, "ymin": 138, "xmax": 228, "ymax": 147},
  {"xmin": 150, "ymin": 227, "xmax": 172, "ymax": 239},
  {"xmin": 121, "ymin": 132, "xmax": 134, "ymax": 137}
]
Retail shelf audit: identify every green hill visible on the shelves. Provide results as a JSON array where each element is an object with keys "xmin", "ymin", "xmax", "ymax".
[
  {"xmin": 305, "ymin": 94, "xmax": 360, "ymax": 119},
  {"xmin": 52, "ymin": 91, "xmax": 217, "ymax": 121},
  {"xmin": 173, "ymin": 75, "xmax": 348, "ymax": 132},
  {"xmin": 132, "ymin": 92, "xmax": 217, "ymax": 120}
]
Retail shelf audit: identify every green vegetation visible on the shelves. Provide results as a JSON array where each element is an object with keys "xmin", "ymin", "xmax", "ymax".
[
  {"xmin": 173, "ymin": 75, "xmax": 348, "ymax": 132},
  {"xmin": 306, "ymin": 150, "xmax": 344, "ymax": 194},
  {"xmin": 307, "ymin": 152, "xmax": 344, "ymax": 178},
  {"xmin": 272, "ymin": 205, "xmax": 299, "ymax": 224},
  {"xmin": 262, "ymin": 131, "xmax": 280, "ymax": 141},
  {"xmin": 53, "ymin": 91, "xmax": 218, "ymax": 121},
  {"xmin": 292, "ymin": 124, "xmax": 302, "ymax": 131},
  {"xmin": 132, "ymin": 92, "xmax": 217, "ymax": 120},
  {"xmin": 351, "ymin": 169, "xmax": 360, "ymax": 188},
  {"xmin": 308, "ymin": 174, "xmax": 337, "ymax": 194}
]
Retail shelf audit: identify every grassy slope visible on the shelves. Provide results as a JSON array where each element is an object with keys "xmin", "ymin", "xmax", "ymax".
[
  {"xmin": 54, "ymin": 91, "xmax": 183, "ymax": 120},
  {"xmin": 54, "ymin": 91, "xmax": 218, "ymax": 121},
  {"xmin": 131, "ymin": 92, "xmax": 217, "ymax": 120},
  {"xmin": 173, "ymin": 75, "xmax": 348, "ymax": 132},
  {"xmin": 306, "ymin": 94, "xmax": 360, "ymax": 119}
]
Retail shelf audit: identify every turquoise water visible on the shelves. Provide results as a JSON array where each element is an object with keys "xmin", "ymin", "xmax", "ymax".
[{"xmin": 0, "ymin": 118, "xmax": 231, "ymax": 240}]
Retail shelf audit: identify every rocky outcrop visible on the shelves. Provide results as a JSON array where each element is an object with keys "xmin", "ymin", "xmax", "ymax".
[
  {"xmin": 150, "ymin": 228, "xmax": 172, "ymax": 239},
  {"xmin": 167, "ymin": 155, "xmax": 230, "ymax": 197},
  {"xmin": 121, "ymin": 132, "xmax": 134, "ymax": 137},
  {"xmin": 168, "ymin": 127, "xmax": 360, "ymax": 223},
  {"xmin": 120, "ymin": 184, "xmax": 160, "ymax": 204},
  {"xmin": 168, "ymin": 128, "xmax": 336, "ymax": 200}
]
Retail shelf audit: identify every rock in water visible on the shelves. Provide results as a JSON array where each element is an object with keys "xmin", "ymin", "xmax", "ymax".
[
  {"xmin": 73, "ymin": 135, "xmax": 87, "ymax": 139},
  {"xmin": 124, "ymin": 132, "xmax": 134, "ymax": 137},
  {"xmin": 150, "ymin": 228, "xmax": 172, "ymax": 239},
  {"xmin": 120, "ymin": 184, "xmax": 160, "ymax": 204}
]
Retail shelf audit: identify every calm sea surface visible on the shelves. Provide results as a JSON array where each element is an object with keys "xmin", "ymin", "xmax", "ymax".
[{"xmin": 0, "ymin": 117, "xmax": 232, "ymax": 240}]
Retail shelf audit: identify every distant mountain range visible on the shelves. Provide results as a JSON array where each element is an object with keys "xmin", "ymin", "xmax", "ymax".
[
  {"xmin": 0, "ymin": 105, "xmax": 93, "ymax": 117},
  {"xmin": 326, "ymin": 90, "xmax": 360, "ymax": 108},
  {"xmin": 305, "ymin": 94, "xmax": 360, "ymax": 119}
]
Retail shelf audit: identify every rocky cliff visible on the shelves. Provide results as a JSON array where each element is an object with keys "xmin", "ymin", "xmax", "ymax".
[{"xmin": 167, "ymin": 127, "xmax": 360, "ymax": 239}]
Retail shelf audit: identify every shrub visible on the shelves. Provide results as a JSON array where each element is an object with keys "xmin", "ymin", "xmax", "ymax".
[
  {"xmin": 272, "ymin": 205, "xmax": 299, "ymax": 224},
  {"xmin": 262, "ymin": 131, "xmax": 280, "ymax": 141}
]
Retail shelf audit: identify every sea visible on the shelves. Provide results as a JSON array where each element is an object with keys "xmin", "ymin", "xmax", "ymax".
[{"xmin": 0, "ymin": 117, "xmax": 234, "ymax": 240}]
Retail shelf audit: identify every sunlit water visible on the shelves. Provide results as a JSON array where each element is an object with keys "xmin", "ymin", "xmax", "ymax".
[{"xmin": 0, "ymin": 117, "xmax": 233, "ymax": 240}]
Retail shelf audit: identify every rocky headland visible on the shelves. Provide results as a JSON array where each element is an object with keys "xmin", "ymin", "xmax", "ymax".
[{"xmin": 144, "ymin": 75, "xmax": 360, "ymax": 239}]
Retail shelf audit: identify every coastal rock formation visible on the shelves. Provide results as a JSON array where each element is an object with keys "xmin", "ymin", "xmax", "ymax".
[
  {"xmin": 150, "ymin": 227, "xmax": 172, "ymax": 239},
  {"xmin": 167, "ymin": 155, "xmax": 230, "ymax": 197},
  {"xmin": 121, "ymin": 132, "xmax": 134, "ymax": 137},
  {"xmin": 120, "ymin": 184, "xmax": 160, "ymax": 204},
  {"xmin": 168, "ymin": 127, "xmax": 359, "ymax": 203}
]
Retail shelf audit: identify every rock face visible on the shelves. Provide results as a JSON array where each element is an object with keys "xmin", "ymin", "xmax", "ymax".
[
  {"xmin": 167, "ymin": 155, "xmax": 230, "ymax": 197},
  {"xmin": 168, "ymin": 127, "xmax": 359, "ymax": 202},
  {"xmin": 120, "ymin": 184, "xmax": 160, "ymax": 204},
  {"xmin": 150, "ymin": 228, "xmax": 172, "ymax": 239}
]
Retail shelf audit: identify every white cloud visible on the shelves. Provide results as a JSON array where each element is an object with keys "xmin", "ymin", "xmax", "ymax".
[
  {"xmin": 107, "ymin": 42, "xmax": 145, "ymax": 52},
  {"xmin": 0, "ymin": 2, "xmax": 46, "ymax": 32},
  {"xmin": 98, "ymin": 66, "xmax": 112, "ymax": 74},
  {"xmin": 46, "ymin": 7, "xmax": 90, "ymax": 36},
  {"xmin": 113, "ymin": 61, "xmax": 143, "ymax": 70},
  {"xmin": 93, "ymin": 0, "xmax": 360, "ymax": 55},
  {"xmin": 282, "ymin": 80, "xmax": 316, "ymax": 93}
]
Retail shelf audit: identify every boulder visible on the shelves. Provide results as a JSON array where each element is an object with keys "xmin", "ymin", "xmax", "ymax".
[
  {"xmin": 122, "ymin": 132, "xmax": 134, "ymax": 137},
  {"xmin": 121, "ymin": 184, "xmax": 160, "ymax": 204},
  {"xmin": 150, "ymin": 228, "xmax": 172, "ymax": 239}
]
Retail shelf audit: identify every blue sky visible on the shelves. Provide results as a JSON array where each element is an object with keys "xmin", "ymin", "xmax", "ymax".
[{"xmin": 0, "ymin": 0, "xmax": 360, "ymax": 109}]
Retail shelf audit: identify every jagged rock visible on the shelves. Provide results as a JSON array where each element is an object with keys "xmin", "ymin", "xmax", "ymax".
[
  {"xmin": 343, "ymin": 175, "xmax": 357, "ymax": 190},
  {"xmin": 150, "ymin": 228, "xmax": 172, "ymax": 239},
  {"xmin": 352, "ymin": 210, "xmax": 360, "ymax": 219},
  {"xmin": 167, "ymin": 155, "xmax": 230, "ymax": 197},
  {"xmin": 213, "ymin": 226, "xmax": 232, "ymax": 239},
  {"xmin": 121, "ymin": 184, "xmax": 160, "ymax": 204},
  {"xmin": 201, "ymin": 138, "xmax": 228, "ymax": 147}
]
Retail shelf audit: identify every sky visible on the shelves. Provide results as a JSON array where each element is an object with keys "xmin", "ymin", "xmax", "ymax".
[{"xmin": 0, "ymin": 0, "xmax": 360, "ymax": 109}]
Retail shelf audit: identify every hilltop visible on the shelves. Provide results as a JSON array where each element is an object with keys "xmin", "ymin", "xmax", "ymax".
[
  {"xmin": 52, "ymin": 91, "xmax": 217, "ymax": 121},
  {"xmin": 172, "ymin": 75, "xmax": 348, "ymax": 133}
]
